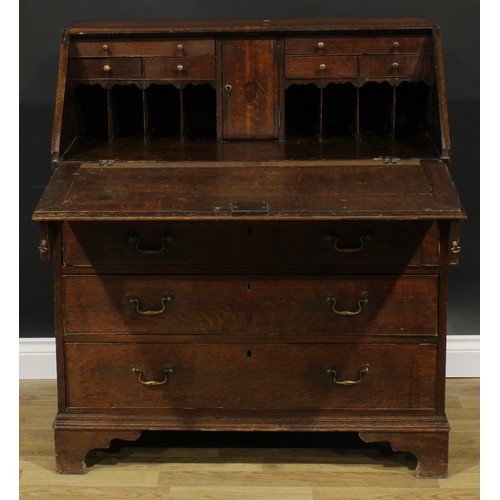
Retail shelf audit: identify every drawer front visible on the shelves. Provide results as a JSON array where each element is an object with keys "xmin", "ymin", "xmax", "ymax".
[
  {"xmin": 62, "ymin": 221, "xmax": 439, "ymax": 268},
  {"xmin": 69, "ymin": 39, "xmax": 215, "ymax": 57},
  {"xmin": 359, "ymin": 54, "xmax": 432, "ymax": 77},
  {"xmin": 285, "ymin": 56, "xmax": 358, "ymax": 79},
  {"xmin": 69, "ymin": 57, "xmax": 142, "ymax": 79},
  {"xmin": 144, "ymin": 57, "xmax": 215, "ymax": 80},
  {"xmin": 285, "ymin": 36, "xmax": 432, "ymax": 55},
  {"xmin": 65, "ymin": 342, "xmax": 437, "ymax": 410},
  {"xmin": 63, "ymin": 275, "xmax": 438, "ymax": 336}
]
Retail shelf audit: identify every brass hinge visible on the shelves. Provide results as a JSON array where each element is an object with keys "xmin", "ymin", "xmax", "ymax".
[
  {"xmin": 98, "ymin": 159, "xmax": 115, "ymax": 167},
  {"xmin": 374, "ymin": 156, "xmax": 400, "ymax": 164}
]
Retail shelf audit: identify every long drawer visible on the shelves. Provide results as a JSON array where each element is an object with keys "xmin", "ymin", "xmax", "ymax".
[
  {"xmin": 65, "ymin": 342, "xmax": 437, "ymax": 410},
  {"xmin": 62, "ymin": 221, "xmax": 439, "ymax": 269},
  {"xmin": 63, "ymin": 275, "xmax": 438, "ymax": 336}
]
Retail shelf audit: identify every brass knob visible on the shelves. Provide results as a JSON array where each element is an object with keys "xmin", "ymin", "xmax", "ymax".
[
  {"xmin": 317, "ymin": 41, "xmax": 325, "ymax": 49},
  {"xmin": 102, "ymin": 64, "xmax": 111, "ymax": 72},
  {"xmin": 176, "ymin": 44, "xmax": 183, "ymax": 52},
  {"xmin": 319, "ymin": 63, "xmax": 327, "ymax": 71},
  {"xmin": 176, "ymin": 64, "xmax": 184, "ymax": 72},
  {"xmin": 393, "ymin": 41, "xmax": 400, "ymax": 48},
  {"xmin": 102, "ymin": 44, "xmax": 109, "ymax": 51},
  {"xmin": 391, "ymin": 62, "xmax": 399, "ymax": 69}
]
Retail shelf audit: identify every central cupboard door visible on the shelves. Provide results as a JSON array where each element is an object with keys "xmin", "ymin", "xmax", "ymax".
[{"xmin": 222, "ymin": 38, "xmax": 279, "ymax": 139}]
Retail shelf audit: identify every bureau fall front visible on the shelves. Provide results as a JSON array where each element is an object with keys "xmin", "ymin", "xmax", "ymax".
[{"xmin": 33, "ymin": 18, "xmax": 465, "ymax": 477}]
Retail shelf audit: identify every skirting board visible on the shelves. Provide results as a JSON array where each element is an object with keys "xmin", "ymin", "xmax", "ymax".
[{"xmin": 19, "ymin": 335, "xmax": 480, "ymax": 379}]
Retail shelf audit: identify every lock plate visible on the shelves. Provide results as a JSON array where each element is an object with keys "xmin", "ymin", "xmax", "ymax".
[{"xmin": 230, "ymin": 201, "xmax": 269, "ymax": 216}]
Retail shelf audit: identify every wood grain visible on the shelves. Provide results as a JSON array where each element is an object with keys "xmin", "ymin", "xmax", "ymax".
[
  {"xmin": 33, "ymin": 161, "xmax": 465, "ymax": 221},
  {"xmin": 69, "ymin": 58, "xmax": 142, "ymax": 80},
  {"xmin": 222, "ymin": 39, "xmax": 279, "ymax": 139},
  {"xmin": 285, "ymin": 56, "xmax": 358, "ymax": 79},
  {"xmin": 61, "ymin": 220, "xmax": 439, "ymax": 268},
  {"xmin": 359, "ymin": 55, "xmax": 432, "ymax": 78},
  {"xmin": 285, "ymin": 35, "xmax": 433, "ymax": 55},
  {"xmin": 62, "ymin": 275, "xmax": 438, "ymax": 336},
  {"xmin": 66, "ymin": 18, "xmax": 440, "ymax": 35},
  {"xmin": 69, "ymin": 38, "xmax": 215, "ymax": 57},
  {"xmin": 144, "ymin": 57, "xmax": 215, "ymax": 81},
  {"xmin": 63, "ymin": 342, "xmax": 437, "ymax": 411}
]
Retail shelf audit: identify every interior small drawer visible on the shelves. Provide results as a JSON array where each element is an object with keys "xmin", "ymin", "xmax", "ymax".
[
  {"xmin": 69, "ymin": 57, "xmax": 142, "ymax": 79},
  {"xmin": 69, "ymin": 38, "xmax": 216, "ymax": 57},
  {"xmin": 63, "ymin": 275, "xmax": 438, "ymax": 336},
  {"xmin": 285, "ymin": 35, "xmax": 432, "ymax": 55},
  {"xmin": 65, "ymin": 342, "xmax": 437, "ymax": 411},
  {"xmin": 144, "ymin": 57, "xmax": 216, "ymax": 80},
  {"xmin": 285, "ymin": 55, "xmax": 358, "ymax": 79},
  {"xmin": 62, "ymin": 221, "xmax": 439, "ymax": 269},
  {"xmin": 359, "ymin": 54, "xmax": 432, "ymax": 77}
]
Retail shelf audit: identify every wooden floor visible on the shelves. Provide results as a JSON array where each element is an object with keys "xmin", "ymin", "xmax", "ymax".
[{"xmin": 19, "ymin": 379, "xmax": 479, "ymax": 499}]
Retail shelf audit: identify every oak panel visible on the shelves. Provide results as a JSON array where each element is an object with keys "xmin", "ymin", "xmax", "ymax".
[
  {"xmin": 69, "ymin": 38, "xmax": 215, "ymax": 57},
  {"xmin": 62, "ymin": 220, "xmax": 439, "ymax": 268},
  {"xmin": 359, "ymin": 54, "xmax": 432, "ymax": 77},
  {"xmin": 222, "ymin": 39, "xmax": 279, "ymax": 139},
  {"xmin": 285, "ymin": 56, "xmax": 358, "ymax": 79},
  {"xmin": 32, "ymin": 162, "xmax": 465, "ymax": 221},
  {"xmin": 62, "ymin": 275, "xmax": 438, "ymax": 336},
  {"xmin": 144, "ymin": 57, "xmax": 215, "ymax": 80},
  {"xmin": 285, "ymin": 35, "xmax": 433, "ymax": 55},
  {"xmin": 64, "ymin": 343, "xmax": 437, "ymax": 410},
  {"xmin": 69, "ymin": 57, "xmax": 142, "ymax": 80}
]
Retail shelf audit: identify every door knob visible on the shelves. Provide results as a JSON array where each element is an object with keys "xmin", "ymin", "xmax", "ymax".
[{"xmin": 224, "ymin": 84, "xmax": 233, "ymax": 94}]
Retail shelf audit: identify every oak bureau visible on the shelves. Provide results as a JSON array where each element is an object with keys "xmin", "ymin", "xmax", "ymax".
[{"xmin": 33, "ymin": 18, "xmax": 466, "ymax": 477}]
